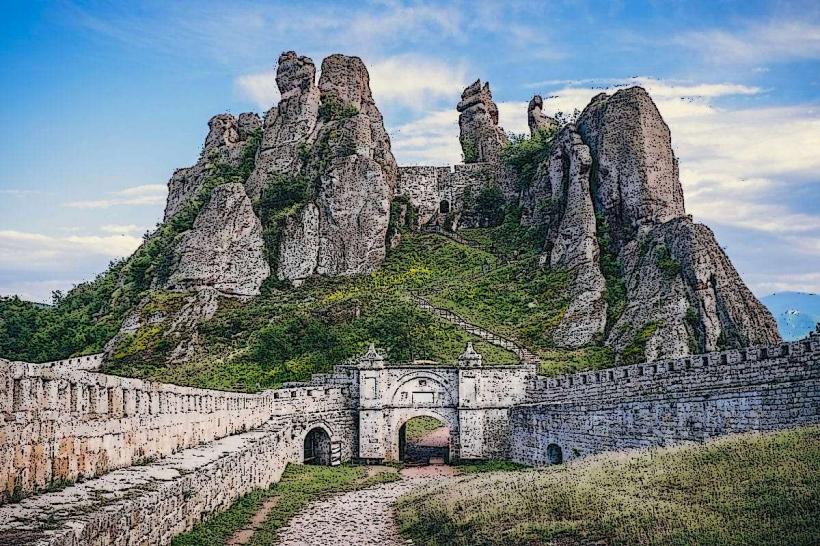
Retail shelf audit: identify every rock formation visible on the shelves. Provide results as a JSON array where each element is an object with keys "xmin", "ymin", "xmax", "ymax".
[
  {"xmin": 519, "ymin": 86, "xmax": 779, "ymax": 359},
  {"xmin": 164, "ymin": 113, "xmax": 261, "ymax": 220},
  {"xmin": 275, "ymin": 53, "xmax": 397, "ymax": 281},
  {"xmin": 167, "ymin": 183, "xmax": 269, "ymax": 296},
  {"xmin": 547, "ymin": 127, "xmax": 607, "ymax": 347},
  {"xmin": 245, "ymin": 51, "xmax": 321, "ymax": 201},
  {"xmin": 528, "ymin": 95, "xmax": 558, "ymax": 136},
  {"xmin": 457, "ymin": 80, "xmax": 509, "ymax": 164},
  {"xmin": 576, "ymin": 88, "xmax": 685, "ymax": 246}
]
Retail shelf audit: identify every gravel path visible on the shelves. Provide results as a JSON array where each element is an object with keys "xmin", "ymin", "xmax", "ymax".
[{"xmin": 274, "ymin": 468, "xmax": 452, "ymax": 546}]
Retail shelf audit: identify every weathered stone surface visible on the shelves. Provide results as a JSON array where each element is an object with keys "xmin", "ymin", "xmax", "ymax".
[
  {"xmin": 607, "ymin": 218, "xmax": 781, "ymax": 360},
  {"xmin": 457, "ymin": 79, "xmax": 509, "ymax": 164},
  {"xmin": 576, "ymin": 87, "xmax": 685, "ymax": 245},
  {"xmin": 515, "ymin": 334, "xmax": 820, "ymax": 464},
  {"xmin": 528, "ymin": 95, "xmax": 558, "ymax": 136},
  {"xmin": 548, "ymin": 127, "xmax": 607, "ymax": 347},
  {"xmin": 277, "ymin": 203, "xmax": 320, "ymax": 282},
  {"xmin": 164, "ymin": 113, "xmax": 260, "ymax": 220},
  {"xmin": 276, "ymin": 53, "xmax": 397, "ymax": 281},
  {"xmin": 245, "ymin": 51, "xmax": 321, "ymax": 201},
  {"xmin": 168, "ymin": 183, "xmax": 269, "ymax": 295}
]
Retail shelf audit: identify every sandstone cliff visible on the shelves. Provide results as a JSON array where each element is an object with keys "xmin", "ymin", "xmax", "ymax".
[
  {"xmin": 274, "ymin": 53, "xmax": 397, "ymax": 282},
  {"xmin": 458, "ymin": 79, "xmax": 509, "ymax": 164},
  {"xmin": 521, "ymin": 86, "xmax": 779, "ymax": 360},
  {"xmin": 164, "ymin": 113, "xmax": 261, "ymax": 220}
]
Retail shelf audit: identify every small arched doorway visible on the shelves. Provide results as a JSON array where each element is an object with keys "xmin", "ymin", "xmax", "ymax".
[
  {"xmin": 547, "ymin": 443, "xmax": 563, "ymax": 465},
  {"xmin": 398, "ymin": 415, "xmax": 450, "ymax": 464},
  {"xmin": 439, "ymin": 200, "xmax": 450, "ymax": 214},
  {"xmin": 304, "ymin": 427, "xmax": 332, "ymax": 465}
]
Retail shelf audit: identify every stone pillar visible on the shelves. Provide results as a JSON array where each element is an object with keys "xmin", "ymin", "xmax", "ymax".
[
  {"xmin": 458, "ymin": 343, "xmax": 484, "ymax": 460},
  {"xmin": 356, "ymin": 344, "xmax": 387, "ymax": 460}
]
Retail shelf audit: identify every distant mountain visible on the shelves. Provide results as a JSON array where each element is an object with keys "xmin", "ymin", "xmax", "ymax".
[{"xmin": 762, "ymin": 292, "xmax": 820, "ymax": 341}]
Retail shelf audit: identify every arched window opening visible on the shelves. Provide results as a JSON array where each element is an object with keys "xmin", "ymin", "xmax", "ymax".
[
  {"xmin": 439, "ymin": 200, "xmax": 450, "ymax": 214},
  {"xmin": 304, "ymin": 427, "xmax": 332, "ymax": 466},
  {"xmin": 399, "ymin": 415, "xmax": 450, "ymax": 464},
  {"xmin": 547, "ymin": 443, "xmax": 563, "ymax": 465}
]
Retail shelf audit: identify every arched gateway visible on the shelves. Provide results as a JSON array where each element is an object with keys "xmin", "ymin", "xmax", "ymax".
[{"xmin": 354, "ymin": 343, "xmax": 533, "ymax": 462}]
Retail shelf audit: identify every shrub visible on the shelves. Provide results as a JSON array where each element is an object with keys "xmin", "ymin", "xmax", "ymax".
[{"xmin": 501, "ymin": 127, "xmax": 557, "ymax": 190}]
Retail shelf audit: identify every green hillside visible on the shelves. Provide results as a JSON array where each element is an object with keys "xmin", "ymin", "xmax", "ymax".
[{"xmin": 396, "ymin": 426, "xmax": 820, "ymax": 546}]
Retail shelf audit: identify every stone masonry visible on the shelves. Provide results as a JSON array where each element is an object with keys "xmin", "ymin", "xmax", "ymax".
[
  {"xmin": 511, "ymin": 329, "xmax": 820, "ymax": 465},
  {"xmin": 2, "ymin": 331, "xmax": 819, "ymax": 544}
]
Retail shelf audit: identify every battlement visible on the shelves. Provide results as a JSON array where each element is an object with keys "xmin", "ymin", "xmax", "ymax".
[{"xmin": 526, "ymin": 334, "xmax": 820, "ymax": 403}]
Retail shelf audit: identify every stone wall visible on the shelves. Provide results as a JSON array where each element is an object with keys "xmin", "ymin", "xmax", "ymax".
[
  {"xmin": 0, "ymin": 357, "xmax": 354, "ymax": 502},
  {"xmin": 396, "ymin": 163, "xmax": 498, "ymax": 225},
  {"xmin": 0, "ymin": 414, "xmax": 355, "ymax": 546},
  {"xmin": 511, "ymin": 332, "xmax": 820, "ymax": 465}
]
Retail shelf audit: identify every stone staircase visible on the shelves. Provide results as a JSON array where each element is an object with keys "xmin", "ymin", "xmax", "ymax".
[
  {"xmin": 409, "ymin": 293, "xmax": 540, "ymax": 364},
  {"xmin": 420, "ymin": 224, "xmax": 473, "ymax": 247}
]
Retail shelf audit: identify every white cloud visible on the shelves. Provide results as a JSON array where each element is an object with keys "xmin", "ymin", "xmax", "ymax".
[
  {"xmin": 749, "ymin": 272, "xmax": 820, "ymax": 295},
  {"xmin": 0, "ymin": 230, "xmax": 142, "ymax": 270},
  {"xmin": 390, "ymin": 109, "xmax": 461, "ymax": 165},
  {"xmin": 235, "ymin": 69, "xmax": 280, "ymax": 110},
  {"xmin": 99, "ymin": 224, "xmax": 143, "ymax": 235},
  {"xmin": 677, "ymin": 20, "xmax": 820, "ymax": 64},
  {"xmin": 64, "ymin": 184, "xmax": 167, "ymax": 209},
  {"xmin": 368, "ymin": 55, "xmax": 468, "ymax": 110},
  {"xmin": 497, "ymin": 101, "xmax": 530, "ymax": 136}
]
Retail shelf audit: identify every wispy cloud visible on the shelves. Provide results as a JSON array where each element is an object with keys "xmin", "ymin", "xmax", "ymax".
[
  {"xmin": 99, "ymin": 224, "xmax": 144, "ymax": 235},
  {"xmin": 63, "ymin": 184, "xmax": 167, "ymax": 209},
  {"xmin": 369, "ymin": 54, "xmax": 468, "ymax": 111},
  {"xmin": 0, "ymin": 230, "xmax": 142, "ymax": 270},
  {"xmin": 235, "ymin": 69, "xmax": 279, "ymax": 110},
  {"xmin": 676, "ymin": 19, "xmax": 820, "ymax": 64}
]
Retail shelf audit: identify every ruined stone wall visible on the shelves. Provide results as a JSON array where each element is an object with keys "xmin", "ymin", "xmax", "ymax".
[
  {"xmin": 0, "ymin": 357, "xmax": 354, "ymax": 502},
  {"xmin": 396, "ymin": 163, "xmax": 498, "ymax": 225},
  {"xmin": 0, "ymin": 412, "xmax": 355, "ymax": 546},
  {"xmin": 511, "ymin": 334, "xmax": 820, "ymax": 465}
]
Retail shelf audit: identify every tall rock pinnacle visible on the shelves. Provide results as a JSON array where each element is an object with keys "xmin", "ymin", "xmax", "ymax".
[
  {"xmin": 457, "ymin": 80, "xmax": 509, "ymax": 164},
  {"xmin": 528, "ymin": 95, "xmax": 558, "ymax": 136}
]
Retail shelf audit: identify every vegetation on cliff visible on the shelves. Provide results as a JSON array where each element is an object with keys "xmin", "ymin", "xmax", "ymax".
[{"xmin": 396, "ymin": 426, "xmax": 820, "ymax": 546}]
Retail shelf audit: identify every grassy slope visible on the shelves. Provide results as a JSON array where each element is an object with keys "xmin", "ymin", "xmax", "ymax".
[
  {"xmin": 104, "ymin": 231, "xmax": 524, "ymax": 390},
  {"xmin": 396, "ymin": 426, "xmax": 820, "ymax": 546},
  {"xmin": 172, "ymin": 464, "xmax": 399, "ymax": 546}
]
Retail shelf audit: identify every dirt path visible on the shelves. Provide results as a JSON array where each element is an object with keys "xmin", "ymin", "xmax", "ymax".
[
  {"xmin": 274, "ymin": 467, "xmax": 453, "ymax": 546},
  {"xmin": 226, "ymin": 497, "xmax": 280, "ymax": 545}
]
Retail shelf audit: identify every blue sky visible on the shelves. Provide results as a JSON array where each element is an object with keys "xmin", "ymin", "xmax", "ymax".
[{"xmin": 1, "ymin": 0, "xmax": 819, "ymax": 303}]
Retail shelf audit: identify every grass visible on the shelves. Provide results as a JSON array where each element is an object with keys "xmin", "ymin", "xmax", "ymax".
[
  {"xmin": 405, "ymin": 416, "xmax": 446, "ymax": 443},
  {"xmin": 395, "ymin": 426, "xmax": 820, "ymax": 546},
  {"xmin": 172, "ymin": 463, "xmax": 399, "ymax": 546}
]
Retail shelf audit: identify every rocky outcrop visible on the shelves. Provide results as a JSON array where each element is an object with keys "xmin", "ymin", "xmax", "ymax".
[
  {"xmin": 245, "ymin": 51, "xmax": 321, "ymax": 201},
  {"xmin": 548, "ymin": 127, "xmax": 607, "ymax": 347},
  {"xmin": 457, "ymin": 80, "xmax": 509, "ymax": 164},
  {"xmin": 277, "ymin": 203, "xmax": 320, "ymax": 282},
  {"xmin": 608, "ymin": 218, "xmax": 781, "ymax": 360},
  {"xmin": 576, "ymin": 87, "xmax": 685, "ymax": 246},
  {"xmin": 528, "ymin": 95, "xmax": 558, "ymax": 136},
  {"xmin": 164, "ymin": 113, "xmax": 261, "ymax": 220},
  {"xmin": 275, "ymin": 53, "xmax": 397, "ymax": 281},
  {"xmin": 517, "ymin": 86, "xmax": 779, "ymax": 359},
  {"xmin": 167, "ymin": 183, "xmax": 269, "ymax": 295}
]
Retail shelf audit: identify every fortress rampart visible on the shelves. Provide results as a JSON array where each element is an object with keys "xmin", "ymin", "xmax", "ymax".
[
  {"xmin": 0, "ymin": 358, "xmax": 353, "ymax": 502},
  {"xmin": 2, "ymin": 333, "xmax": 819, "ymax": 544},
  {"xmin": 511, "ymin": 331, "xmax": 820, "ymax": 465}
]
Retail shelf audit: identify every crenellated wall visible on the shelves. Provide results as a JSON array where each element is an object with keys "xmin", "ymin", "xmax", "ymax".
[
  {"xmin": 511, "ymin": 332, "xmax": 820, "ymax": 465},
  {"xmin": 0, "ymin": 356, "xmax": 355, "ymax": 503}
]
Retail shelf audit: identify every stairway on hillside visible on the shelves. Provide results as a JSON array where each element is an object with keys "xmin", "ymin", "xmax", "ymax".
[{"xmin": 409, "ymin": 293, "xmax": 540, "ymax": 365}]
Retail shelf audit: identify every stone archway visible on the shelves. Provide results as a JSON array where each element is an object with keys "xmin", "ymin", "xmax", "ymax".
[
  {"xmin": 398, "ymin": 414, "xmax": 450, "ymax": 463},
  {"xmin": 303, "ymin": 426, "xmax": 332, "ymax": 465},
  {"xmin": 439, "ymin": 200, "xmax": 450, "ymax": 214}
]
